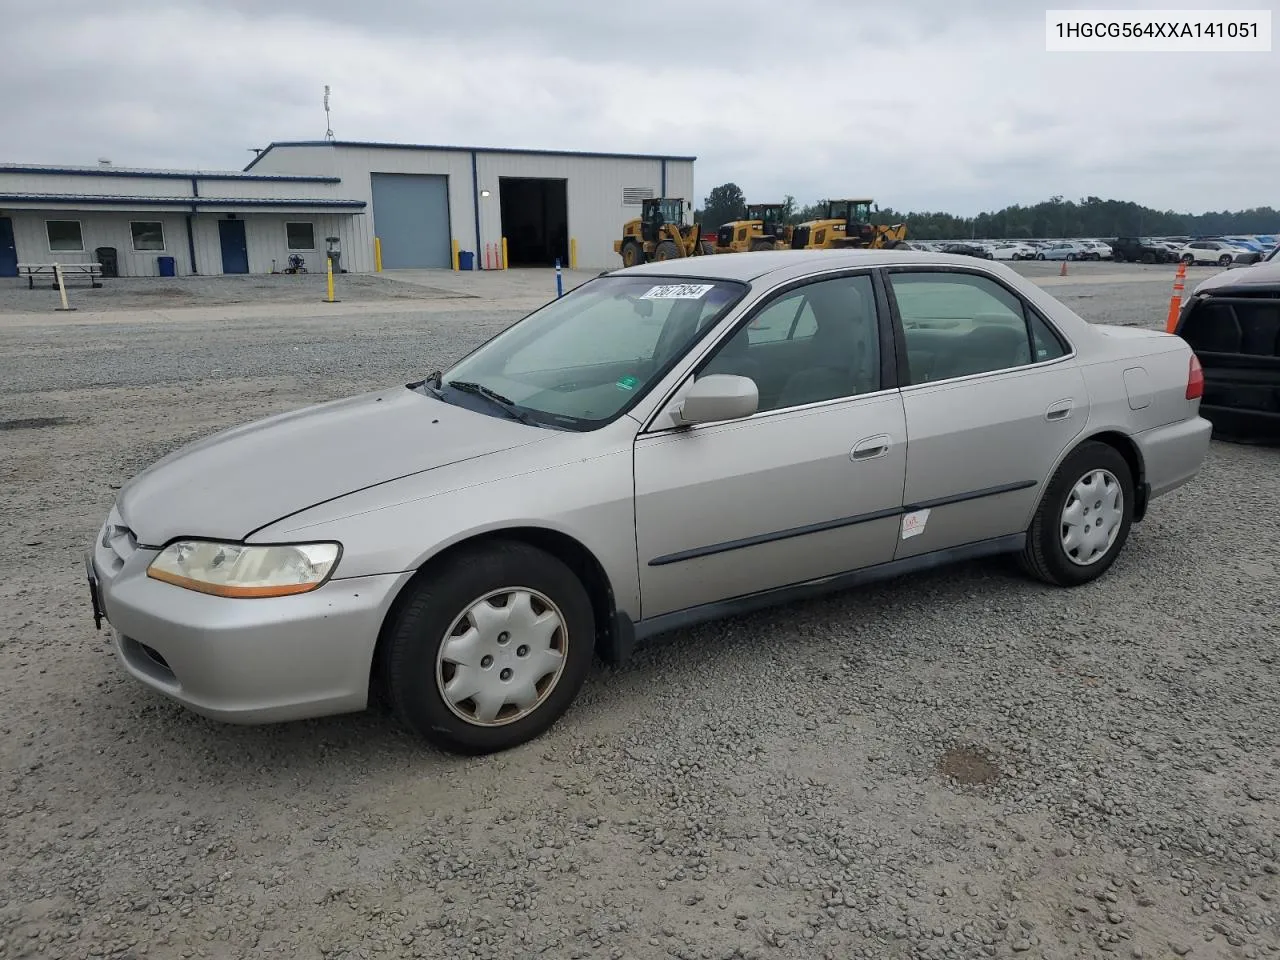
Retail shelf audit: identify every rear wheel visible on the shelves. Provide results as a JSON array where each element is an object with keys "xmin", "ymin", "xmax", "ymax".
[
  {"xmin": 1141, "ymin": 251, "xmax": 1155, "ymax": 264},
  {"xmin": 1067, "ymin": 253, "xmax": 1077, "ymax": 261},
  {"xmin": 1019, "ymin": 441, "xmax": 1134, "ymax": 587},
  {"xmin": 380, "ymin": 541, "xmax": 596, "ymax": 754},
  {"xmin": 620, "ymin": 241, "xmax": 645, "ymax": 268},
  {"xmin": 750, "ymin": 239, "xmax": 774, "ymax": 252},
  {"xmin": 654, "ymin": 240, "xmax": 679, "ymax": 261},
  {"xmin": 1036, "ymin": 253, "xmax": 1046, "ymax": 261},
  {"xmin": 1181, "ymin": 253, "xmax": 1194, "ymax": 264}
]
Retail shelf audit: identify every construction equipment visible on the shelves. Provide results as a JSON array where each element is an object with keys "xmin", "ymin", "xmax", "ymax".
[
  {"xmin": 712, "ymin": 203, "xmax": 794, "ymax": 253},
  {"xmin": 790, "ymin": 199, "xmax": 909, "ymax": 251},
  {"xmin": 614, "ymin": 198, "xmax": 710, "ymax": 267}
]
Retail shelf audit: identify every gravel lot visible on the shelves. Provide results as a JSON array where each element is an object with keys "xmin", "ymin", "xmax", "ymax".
[{"xmin": 1, "ymin": 263, "xmax": 1276, "ymax": 960}]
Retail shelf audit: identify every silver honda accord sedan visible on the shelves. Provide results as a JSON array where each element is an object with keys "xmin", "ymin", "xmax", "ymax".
[{"xmin": 87, "ymin": 250, "xmax": 1212, "ymax": 754}]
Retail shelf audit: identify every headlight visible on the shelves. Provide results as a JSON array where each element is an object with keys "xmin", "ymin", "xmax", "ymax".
[{"xmin": 147, "ymin": 541, "xmax": 341, "ymax": 598}]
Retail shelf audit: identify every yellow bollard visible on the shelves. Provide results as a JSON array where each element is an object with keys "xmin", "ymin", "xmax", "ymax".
[
  {"xmin": 323, "ymin": 254, "xmax": 340, "ymax": 303},
  {"xmin": 451, "ymin": 238, "xmax": 460, "ymax": 271},
  {"xmin": 374, "ymin": 236, "xmax": 383, "ymax": 272},
  {"xmin": 501, "ymin": 236, "xmax": 508, "ymax": 270},
  {"xmin": 569, "ymin": 237, "xmax": 577, "ymax": 271}
]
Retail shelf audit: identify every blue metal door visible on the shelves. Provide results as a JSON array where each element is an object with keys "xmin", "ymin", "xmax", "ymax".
[
  {"xmin": 370, "ymin": 173, "xmax": 451, "ymax": 268},
  {"xmin": 0, "ymin": 218, "xmax": 17, "ymax": 277},
  {"xmin": 218, "ymin": 219, "xmax": 249, "ymax": 274}
]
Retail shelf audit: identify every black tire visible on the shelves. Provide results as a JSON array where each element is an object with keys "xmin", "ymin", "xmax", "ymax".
[
  {"xmin": 1067, "ymin": 253, "xmax": 1077, "ymax": 261},
  {"xmin": 620, "ymin": 241, "xmax": 645, "ymax": 268},
  {"xmin": 1218, "ymin": 254, "xmax": 1233, "ymax": 267},
  {"xmin": 1181, "ymin": 253, "xmax": 1194, "ymax": 264},
  {"xmin": 380, "ymin": 540, "xmax": 596, "ymax": 755},
  {"xmin": 1036, "ymin": 253, "xmax": 1046, "ymax": 261},
  {"xmin": 654, "ymin": 240, "xmax": 679, "ymax": 261},
  {"xmin": 1112, "ymin": 253, "xmax": 1126, "ymax": 262},
  {"xmin": 750, "ymin": 239, "xmax": 774, "ymax": 252},
  {"xmin": 1141, "ymin": 251, "xmax": 1155, "ymax": 264},
  {"xmin": 1018, "ymin": 441, "xmax": 1134, "ymax": 587}
]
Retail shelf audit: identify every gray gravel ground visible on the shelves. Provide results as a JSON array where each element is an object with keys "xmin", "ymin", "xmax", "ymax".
[
  {"xmin": 0, "ymin": 272, "xmax": 471, "ymax": 313},
  {"xmin": 0, "ymin": 263, "xmax": 1276, "ymax": 960}
]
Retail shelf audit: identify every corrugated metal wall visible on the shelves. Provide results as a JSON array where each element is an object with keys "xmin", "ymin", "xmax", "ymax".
[
  {"xmin": 252, "ymin": 145, "xmax": 698, "ymax": 271},
  {"xmin": 1, "ymin": 209, "xmax": 363, "ymax": 277},
  {"xmin": 4, "ymin": 210, "xmax": 194, "ymax": 276},
  {"xmin": 191, "ymin": 213, "xmax": 358, "ymax": 275}
]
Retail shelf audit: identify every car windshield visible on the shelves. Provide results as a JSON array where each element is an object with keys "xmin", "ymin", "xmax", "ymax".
[{"xmin": 436, "ymin": 275, "xmax": 747, "ymax": 430}]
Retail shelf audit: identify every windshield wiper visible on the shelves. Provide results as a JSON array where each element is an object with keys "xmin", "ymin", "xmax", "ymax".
[
  {"xmin": 420, "ymin": 370, "xmax": 444, "ymax": 397},
  {"xmin": 446, "ymin": 380, "xmax": 539, "ymax": 425}
]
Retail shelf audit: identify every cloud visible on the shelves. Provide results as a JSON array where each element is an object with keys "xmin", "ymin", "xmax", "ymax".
[{"xmin": 0, "ymin": 0, "xmax": 1273, "ymax": 214}]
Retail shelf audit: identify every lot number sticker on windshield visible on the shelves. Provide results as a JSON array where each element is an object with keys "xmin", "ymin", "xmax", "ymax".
[{"xmin": 640, "ymin": 283, "xmax": 715, "ymax": 300}]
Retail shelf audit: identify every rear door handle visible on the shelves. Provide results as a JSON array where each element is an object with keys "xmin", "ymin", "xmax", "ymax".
[
  {"xmin": 1045, "ymin": 399, "xmax": 1074, "ymax": 421},
  {"xmin": 851, "ymin": 434, "xmax": 891, "ymax": 460}
]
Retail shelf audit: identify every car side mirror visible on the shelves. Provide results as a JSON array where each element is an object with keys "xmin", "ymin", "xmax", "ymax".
[{"xmin": 673, "ymin": 375, "xmax": 758, "ymax": 426}]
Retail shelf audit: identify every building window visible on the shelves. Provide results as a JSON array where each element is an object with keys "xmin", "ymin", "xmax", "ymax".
[
  {"xmin": 286, "ymin": 222, "xmax": 315, "ymax": 250},
  {"xmin": 622, "ymin": 187, "xmax": 654, "ymax": 206},
  {"xmin": 46, "ymin": 220, "xmax": 84, "ymax": 253},
  {"xmin": 130, "ymin": 221, "xmax": 165, "ymax": 251}
]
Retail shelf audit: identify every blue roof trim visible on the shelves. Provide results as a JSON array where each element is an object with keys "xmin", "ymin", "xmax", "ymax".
[
  {"xmin": 0, "ymin": 193, "xmax": 365, "ymax": 209},
  {"xmin": 0, "ymin": 165, "xmax": 340, "ymax": 183},
  {"xmin": 244, "ymin": 139, "xmax": 697, "ymax": 170}
]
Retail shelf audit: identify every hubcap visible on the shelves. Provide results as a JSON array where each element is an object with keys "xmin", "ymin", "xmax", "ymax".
[
  {"xmin": 435, "ymin": 588, "xmax": 568, "ymax": 727},
  {"xmin": 1060, "ymin": 469, "xmax": 1123, "ymax": 566}
]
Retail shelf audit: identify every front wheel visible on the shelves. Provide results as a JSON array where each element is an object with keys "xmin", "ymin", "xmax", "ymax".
[
  {"xmin": 380, "ymin": 541, "xmax": 596, "ymax": 754},
  {"xmin": 1218, "ymin": 254, "xmax": 1233, "ymax": 267},
  {"xmin": 1036, "ymin": 253, "xmax": 1046, "ymax": 261},
  {"xmin": 1067, "ymin": 253, "xmax": 1077, "ymax": 261},
  {"xmin": 750, "ymin": 239, "xmax": 774, "ymax": 252},
  {"xmin": 654, "ymin": 240, "xmax": 679, "ymax": 261},
  {"xmin": 1019, "ymin": 441, "xmax": 1134, "ymax": 587},
  {"xmin": 1181, "ymin": 253, "xmax": 1194, "ymax": 264},
  {"xmin": 620, "ymin": 241, "xmax": 645, "ymax": 268}
]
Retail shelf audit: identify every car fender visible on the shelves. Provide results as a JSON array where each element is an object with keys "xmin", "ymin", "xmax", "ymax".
[{"xmin": 251, "ymin": 421, "xmax": 644, "ymax": 618}]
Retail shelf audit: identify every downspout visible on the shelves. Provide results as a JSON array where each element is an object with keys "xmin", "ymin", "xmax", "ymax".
[
  {"xmin": 470, "ymin": 150, "xmax": 481, "ymax": 270},
  {"xmin": 186, "ymin": 177, "xmax": 199, "ymax": 274},
  {"xmin": 661, "ymin": 159, "xmax": 667, "ymax": 198}
]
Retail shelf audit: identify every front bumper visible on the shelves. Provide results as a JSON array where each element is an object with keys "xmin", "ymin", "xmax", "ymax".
[{"xmin": 89, "ymin": 531, "xmax": 413, "ymax": 724}]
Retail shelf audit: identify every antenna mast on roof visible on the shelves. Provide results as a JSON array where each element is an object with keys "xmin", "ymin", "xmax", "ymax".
[{"xmin": 323, "ymin": 85, "xmax": 335, "ymax": 142}]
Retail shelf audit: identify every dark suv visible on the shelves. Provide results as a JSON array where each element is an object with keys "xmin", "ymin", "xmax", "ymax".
[{"xmin": 1109, "ymin": 237, "xmax": 1177, "ymax": 264}]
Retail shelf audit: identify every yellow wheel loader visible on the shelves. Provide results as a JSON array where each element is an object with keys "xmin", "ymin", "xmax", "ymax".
[
  {"xmin": 614, "ymin": 198, "xmax": 711, "ymax": 267},
  {"xmin": 790, "ymin": 199, "xmax": 909, "ymax": 251},
  {"xmin": 712, "ymin": 203, "xmax": 794, "ymax": 253}
]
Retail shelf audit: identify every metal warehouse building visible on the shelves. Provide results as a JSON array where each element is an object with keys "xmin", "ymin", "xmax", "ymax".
[
  {"xmin": 244, "ymin": 140, "xmax": 696, "ymax": 272},
  {"xmin": 0, "ymin": 163, "xmax": 366, "ymax": 278}
]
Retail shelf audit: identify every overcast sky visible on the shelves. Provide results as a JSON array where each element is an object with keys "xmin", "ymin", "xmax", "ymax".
[{"xmin": 1, "ymin": 0, "xmax": 1273, "ymax": 215}]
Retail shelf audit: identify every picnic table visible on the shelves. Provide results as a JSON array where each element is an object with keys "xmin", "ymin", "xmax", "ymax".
[{"xmin": 17, "ymin": 263, "xmax": 104, "ymax": 290}]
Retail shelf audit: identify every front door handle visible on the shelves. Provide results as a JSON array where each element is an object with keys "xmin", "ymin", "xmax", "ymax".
[
  {"xmin": 1045, "ymin": 399, "xmax": 1074, "ymax": 421},
  {"xmin": 851, "ymin": 434, "xmax": 891, "ymax": 460}
]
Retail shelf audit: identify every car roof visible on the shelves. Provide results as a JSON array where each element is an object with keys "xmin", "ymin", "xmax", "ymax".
[{"xmin": 603, "ymin": 249, "xmax": 1011, "ymax": 283}]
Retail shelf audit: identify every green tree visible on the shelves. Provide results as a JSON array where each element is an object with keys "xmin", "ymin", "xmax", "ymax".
[{"xmin": 701, "ymin": 183, "xmax": 747, "ymax": 232}]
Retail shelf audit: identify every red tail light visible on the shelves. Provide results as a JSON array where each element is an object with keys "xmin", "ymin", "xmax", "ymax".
[{"xmin": 1186, "ymin": 354, "xmax": 1204, "ymax": 400}]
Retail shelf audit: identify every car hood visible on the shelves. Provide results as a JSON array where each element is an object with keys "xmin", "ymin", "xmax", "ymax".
[
  {"xmin": 1193, "ymin": 260, "xmax": 1280, "ymax": 295},
  {"xmin": 116, "ymin": 385, "xmax": 547, "ymax": 544}
]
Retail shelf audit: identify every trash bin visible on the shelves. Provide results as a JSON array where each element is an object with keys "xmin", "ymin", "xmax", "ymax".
[
  {"xmin": 458, "ymin": 250, "xmax": 475, "ymax": 271},
  {"xmin": 157, "ymin": 255, "xmax": 176, "ymax": 277},
  {"xmin": 95, "ymin": 246, "xmax": 119, "ymax": 278}
]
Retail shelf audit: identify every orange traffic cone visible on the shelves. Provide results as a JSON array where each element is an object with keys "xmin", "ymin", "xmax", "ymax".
[
  {"xmin": 1059, "ymin": 260, "xmax": 1068, "ymax": 277},
  {"xmin": 1165, "ymin": 260, "xmax": 1187, "ymax": 333}
]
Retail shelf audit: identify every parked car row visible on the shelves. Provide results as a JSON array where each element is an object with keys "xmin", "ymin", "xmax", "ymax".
[{"xmin": 906, "ymin": 234, "xmax": 1275, "ymax": 266}]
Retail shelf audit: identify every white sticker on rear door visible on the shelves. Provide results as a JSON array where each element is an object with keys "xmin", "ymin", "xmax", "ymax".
[
  {"xmin": 900, "ymin": 508, "xmax": 930, "ymax": 540},
  {"xmin": 639, "ymin": 283, "xmax": 715, "ymax": 300}
]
